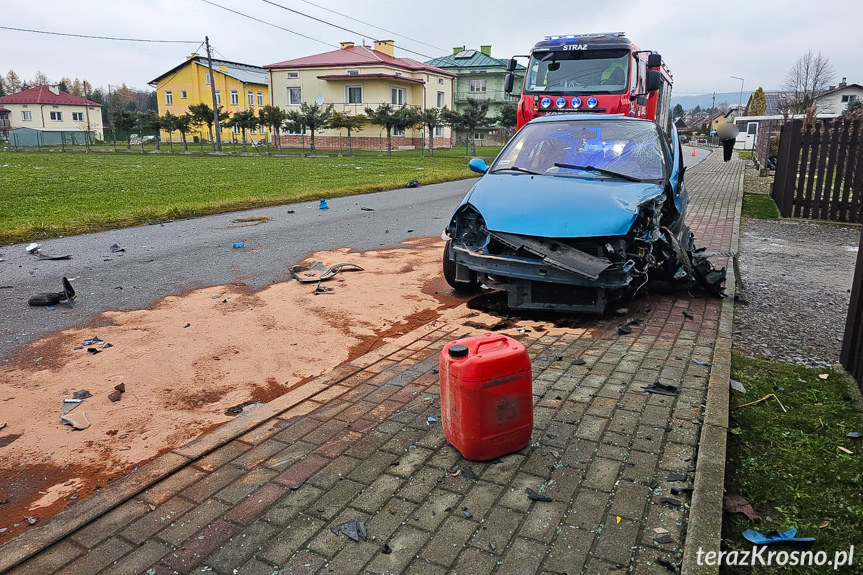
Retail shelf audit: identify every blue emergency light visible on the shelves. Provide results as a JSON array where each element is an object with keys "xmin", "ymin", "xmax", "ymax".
[
  {"xmin": 540, "ymin": 97, "xmax": 552, "ymax": 108},
  {"xmin": 587, "ymin": 97, "xmax": 598, "ymax": 108},
  {"xmin": 571, "ymin": 97, "xmax": 582, "ymax": 108},
  {"xmin": 555, "ymin": 97, "xmax": 567, "ymax": 108},
  {"xmin": 544, "ymin": 32, "xmax": 625, "ymax": 41}
]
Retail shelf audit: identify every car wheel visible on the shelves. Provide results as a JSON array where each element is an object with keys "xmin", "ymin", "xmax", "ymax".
[{"xmin": 442, "ymin": 241, "xmax": 481, "ymax": 293}]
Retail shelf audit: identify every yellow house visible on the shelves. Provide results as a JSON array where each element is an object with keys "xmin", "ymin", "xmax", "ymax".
[
  {"xmin": 148, "ymin": 55, "xmax": 269, "ymax": 142},
  {"xmin": 265, "ymin": 41, "xmax": 456, "ymax": 151}
]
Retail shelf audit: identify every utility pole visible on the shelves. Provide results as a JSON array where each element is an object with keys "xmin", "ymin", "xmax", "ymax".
[
  {"xmin": 205, "ymin": 36, "xmax": 222, "ymax": 151},
  {"xmin": 712, "ymin": 92, "xmax": 715, "ymax": 112}
]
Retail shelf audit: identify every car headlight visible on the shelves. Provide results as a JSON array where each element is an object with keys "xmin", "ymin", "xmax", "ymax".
[{"xmin": 447, "ymin": 205, "xmax": 489, "ymax": 251}]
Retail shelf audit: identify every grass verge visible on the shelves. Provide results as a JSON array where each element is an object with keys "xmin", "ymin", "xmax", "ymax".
[
  {"xmin": 0, "ymin": 152, "xmax": 480, "ymax": 244},
  {"xmin": 723, "ymin": 352, "xmax": 863, "ymax": 574},
  {"xmin": 738, "ymin": 150, "xmax": 753, "ymax": 161},
  {"xmin": 742, "ymin": 193, "xmax": 780, "ymax": 219}
]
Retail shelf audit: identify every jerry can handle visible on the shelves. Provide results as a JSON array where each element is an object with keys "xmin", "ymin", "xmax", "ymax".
[{"xmin": 474, "ymin": 335, "xmax": 512, "ymax": 355}]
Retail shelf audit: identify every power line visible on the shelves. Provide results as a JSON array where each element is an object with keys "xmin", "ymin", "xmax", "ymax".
[
  {"xmin": 294, "ymin": 0, "xmax": 447, "ymax": 53},
  {"xmin": 199, "ymin": 0, "xmax": 336, "ymax": 49},
  {"xmin": 0, "ymin": 25, "xmax": 199, "ymax": 43},
  {"xmin": 257, "ymin": 0, "xmax": 437, "ymax": 60}
]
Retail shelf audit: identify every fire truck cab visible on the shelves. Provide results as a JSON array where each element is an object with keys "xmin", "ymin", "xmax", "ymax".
[{"xmin": 505, "ymin": 32, "xmax": 673, "ymax": 133}]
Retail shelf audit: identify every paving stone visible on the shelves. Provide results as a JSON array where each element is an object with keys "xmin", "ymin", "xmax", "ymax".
[
  {"xmin": 314, "ymin": 430, "xmax": 364, "ymax": 459},
  {"xmin": 347, "ymin": 450, "xmax": 398, "ymax": 484},
  {"xmin": 156, "ymin": 498, "xmax": 231, "ymax": 546},
  {"xmin": 140, "ymin": 467, "xmax": 208, "ymax": 506},
  {"xmin": 543, "ymin": 526, "xmax": 595, "ymax": 574},
  {"xmin": 192, "ymin": 440, "xmax": 252, "ymax": 472},
  {"xmin": 396, "ymin": 466, "xmax": 445, "ymax": 503},
  {"xmin": 258, "ymin": 514, "xmax": 326, "ymax": 565},
  {"xmin": 271, "ymin": 417, "xmax": 323, "ymax": 444},
  {"xmin": 499, "ymin": 473, "xmax": 547, "ymax": 512},
  {"xmin": 365, "ymin": 497, "xmax": 416, "ymax": 540},
  {"xmin": 231, "ymin": 438, "xmax": 290, "ymax": 471},
  {"xmin": 278, "ymin": 549, "xmax": 328, "ymax": 575},
  {"xmin": 592, "ymin": 516, "xmax": 640, "ymax": 565},
  {"xmin": 568, "ymin": 489, "xmax": 609, "ymax": 530},
  {"xmin": 309, "ymin": 478, "xmax": 365, "ymax": 520},
  {"xmin": 450, "ymin": 547, "xmax": 498, "ymax": 575},
  {"xmin": 404, "ymin": 561, "xmax": 447, "ymax": 575},
  {"xmin": 497, "ymin": 536, "xmax": 546, "ymax": 574},
  {"xmin": 469, "ymin": 507, "xmax": 523, "ymax": 555},
  {"xmin": 224, "ymin": 481, "xmax": 289, "ymax": 525},
  {"xmin": 457, "ymin": 481, "xmax": 503, "ymax": 522},
  {"xmin": 214, "ymin": 467, "xmax": 278, "ymax": 505},
  {"xmin": 389, "ymin": 446, "xmax": 434, "ymax": 478},
  {"xmin": 582, "ymin": 457, "xmax": 621, "ymax": 492},
  {"xmin": 70, "ymin": 498, "xmax": 151, "ymax": 549},
  {"xmin": 419, "ymin": 516, "xmax": 478, "ymax": 566},
  {"xmin": 263, "ymin": 440, "xmax": 318, "ymax": 472},
  {"xmin": 6, "ymin": 541, "xmax": 84, "ymax": 575},
  {"xmin": 53, "ymin": 537, "xmax": 134, "ymax": 575},
  {"xmin": 273, "ymin": 453, "xmax": 330, "ymax": 488},
  {"xmin": 119, "ymin": 496, "xmax": 196, "ymax": 544},
  {"xmin": 261, "ymin": 484, "xmax": 324, "ymax": 526},
  {"xmin": 365, "ymin": 525, "xmax": 430, "ymax": 574},
  {"xmin": 610, "ymin": 481, "xmax": 651, "ymax": 521},
  {"xmin": 518, "ymin": 501, "xmax": 567, "ymax": 543},
  {"xmin": 306, "ymin": 508, "xmax": 371, "ymax": 558},
  {"xmin": 621, "ymin": 450, "xmax": 659, "ymax": 483},
  {"xmin": 324, "ymin": 540, "xmax": 379, "ymax": 574},
  {"xmin": 479, "ymin": 453, "xmax": 525, "ymax": 485},
  {"xmin": 308, "ymin": 454, "xmax": 364, "ymax": 491},
  {"xmin": 162, "ymin": 519, "xmax": 238, "ymax": 573},
  {"xmin": 352, "ymin": 473, "xmax": 404, "ymax": 513},
  {"xmin": 99, "ymin": 540, "xmax": 172, "ymax": 575},
  {"xmin": 411, "ymin": 488, "xmax": 463, "ymax": 532},
  {"xmin": 182, "ymin": 465, "xmax": 246, "ymax": 503},
  {"xmin": 344, "ymin": 429, "xmax": 392, "ymax": 459},
  {"xmin": 204, "ymin": 520, "xmax": 279, "ymax": 572}
]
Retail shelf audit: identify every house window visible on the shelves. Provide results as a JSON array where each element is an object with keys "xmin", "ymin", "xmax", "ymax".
[
  {"xmin": 286, "ymin": 124, "xmax": 306, "ymax": 135},
  {"xmin": 232, "ymin": 124, "xmax": 240, "ymax": 134},
  {"xmin": 437, "ymin": 91, "xmax": 445, "ymax": 108},
  {"xmin": 346, "ymin": 85, "xmax": 363, "ymax": 104},
  {"xmin": 250, "ymin": 126, "xmax": 257, "ymax": 134},
  {"xmin": 248, "ymin": 91, "xmax": 254, "ymax": 105},
  {"xmin": 165, "ymin": 91, "xmax": 173, "ymax": 105},
  {"xmin": 393, "ymin": 126, "xmax": 406, "ymax": 137},
  {"xmin": 257, "ymin": 92, "xmax": 264, "ymax": 106},
  {"xmin": 50, "ymin": 111, "xmax": 63, "ymax": 121},
  {"xmin": 230, "ymin": 90, "xmax": 239, "ymax": 105},
  {"xmin": 205, "ymin": 73, "xmax": 212, "ymax": 84},
  {"xmin": 391, "ymin": 87, "xmax": 406, "ymax": 106},
  {"xmin": 286, "ymin": 71, "xmax": 299, "ymax": 79},
  {"xmin": 21, "ymin": 110, "xmax": 32, "ymax": 121},
  {"xmin": 435, "ymin": 125, "xmax": 444, "ymax": 137},
  {"xmin": 72, "ymin": 112, "xmax": 84, "ymax": 121},
  {"xmin": 181, "ymin": 90, "xmax": 187, "ymax": 99},
  {"xmin": 843, "ymin": 95, "xmax": 858, "ymax": 103},
  {"xmin": 215, "ymin": 91, "xmax": 221, "ymax": 105},
  {"xmin": 469, "ymin": 79, "xmax": 486, "ymax": 92},
  {"xmin": 346, "ymin": 69, "xmax": 360, "ymax": 76},
  {"xmin": 288, "ymin": 87, "xmax": 302, "ymax": 105},
  {"xmin": 472, "ymin": 132, "xmax": 485, "ymax": 140},
  {"xmin": 438, "ymin": 77, "xmax": 444, "ymax": 84}
]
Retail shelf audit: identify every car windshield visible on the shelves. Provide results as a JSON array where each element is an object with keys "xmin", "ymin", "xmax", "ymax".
[
  {"xmin": 526, "ymin": 49, "xmax": 630, "ymax": 94},
  {"xmin": 491, "ymin": 119, "xmax": 666, "ymax": 181}
]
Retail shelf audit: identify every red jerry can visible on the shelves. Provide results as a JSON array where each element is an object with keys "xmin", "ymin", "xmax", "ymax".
[{"xmin": 439, "ymin": 333, "xmax": 533, "ymax": 461}]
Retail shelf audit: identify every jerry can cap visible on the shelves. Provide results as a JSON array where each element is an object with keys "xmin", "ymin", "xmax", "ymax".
[{"xmin": 448, "ymin": 344, "xmax": 469, "ymax": 358}]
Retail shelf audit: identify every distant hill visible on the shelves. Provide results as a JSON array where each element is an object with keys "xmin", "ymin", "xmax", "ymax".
[{"xmin": 672, "ymin": 91, "xmax": 755, "ymax": 111}]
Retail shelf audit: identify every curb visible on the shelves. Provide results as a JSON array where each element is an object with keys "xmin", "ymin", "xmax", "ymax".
[
  {"xmin": 0, "ymin": 314, "xmax": 456, "ymax": 573},
  {"xmin": 681, "ymin": 156, "xmax": 745, "ymax": 575}
]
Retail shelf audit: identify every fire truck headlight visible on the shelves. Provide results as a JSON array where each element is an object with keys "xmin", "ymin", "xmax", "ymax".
[
  {"xmin": 555, "ymin": 97, "xmax": 566, "ymax": 109},
  {"xmin": 587, "ymin": 97, "xmax": 598, "ymax": 108},
  {"xmin": 540, "ymin": 97, "xmax": 552, "ymax": 109},
  {"xmin": 571, "ymin": 97, "xmax": 582, "ymax": 108}
]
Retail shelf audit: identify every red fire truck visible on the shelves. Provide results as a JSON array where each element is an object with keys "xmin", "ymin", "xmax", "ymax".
[{"xmin": 505, "ymin": 32, "xmax": 673, "ymax": 132}]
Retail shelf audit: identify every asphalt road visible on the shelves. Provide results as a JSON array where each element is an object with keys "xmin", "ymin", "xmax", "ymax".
[{"xmin": 0, "ymin": 146, "xmax": 710, "ymax": 359}]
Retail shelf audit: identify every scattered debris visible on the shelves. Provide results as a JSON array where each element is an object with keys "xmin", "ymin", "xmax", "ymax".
[
  {"xmin": 289, "ymin": 261, "xmax": 364, "ymax": 283},
  {"xmin": 737, "ymin": 393, "xmax": 787, "ymax": 413},
  {"xmin": 462, "ymin": 507, "xmax": 472, "ymax": 518},
  {"xmin": 361, "ymin": 207, "xmax": 374, "ymax": 212},
  {"xmin": 109, "ymin": 244, "xmax": 125, "ymax": 253},
  {"xmin": 287, "ymin": 209, "xmax": 295, "ymax": 214},
  {"xmin": 526, "ymin": 488, "xmax": 552, "ymax": 502},
  {"xmin": 838, "ymin": 446, "xmax": 854, "ymax": 455},
  {"xmin": 115, "ymin": 383, "xmax": 126, "ymax": 393},
  {"xmin": 654, "ymin": 534, "xmax": 674, "ymax": 545},
  {"xmin": 691, "ymin": 358, "xmax": 712, "ymax": 367},
  {"xmin": 61, "ymin": 399, "xmax": 82, "ymax": 416},
  {"xmin": 819, "ymin": 522, "xmax": 830, "ymax": 529},
  {"xmin": 730, "ymin": 380, "xmax": 747, "ymax": 394},
  {"xmin": 313, "ymin": 283, "xmax": 334, "ymax": 295},
  {"xmin": 723, "ymin": 494, "xmax": 761, "ymax": 521},
  {"xmin": 87, "ymin": 348, "xmax": 101, "ymax": 354},
  {"xmin": 233, "ymin": 242, "xmax": 244, "ymax": 249},
  {"xmin": 666, "ymin": 472, "xmax": 687, "ymax": 482},
  {"xmin": 660, "ymin": 497, "xmax": 682, "ymax": 508},
  {"xmin": 319, "ymin": 198, "xmax": 329, "ymax": 210},
  {"xmin": 72, "ymin": 390, "xmax": 92, "ymax": 400},
  {"xmin": 329, "ymin": 519, "xmax": 367, "ymax": 542},
  {"xmin": 406, "ymin": 179, "xmax": 420, "ymax": 188},
  {"xmin": 653, "ymin": 527, "xmax": 669, "ymax": 535},
  {"xmin": 643, "ymin": 382, "xmax": 678, "ymax": 396},
  {"xmin": 28, "ymin": 277, "xmax": 76, "ymax": 307},
  {"xmin": 818, "ymin": 374, "xmax": 829, "ymax": 380},
  {"xmin": 83, "ymin": 336, "xmax": 103, "ymax": 346},
  {"xmin": 183, "ymin": 323, "xmax": 191, "ymax": 328},
  {"xmin": 426, "ymin": 416, "xmax": 437, "ymax": 425},
  {"xmin": 225, "ymin": 400, "xmax": 258, "ymax": 416},
  {"xmin": 61, "ymin": 411, "xmax": 90, "ymax": 430},
  {"xmin": 460, "ymin": 466, "xmax": 478, "ymax": 481},
  {"xmin": 618, "ymin": 323, "xmax": 633, "ymax": 335},
  {"xmin": 26, "ymin": 243, "xmax": 41, "ymax": 253},
  {"xmin": 381, "ymin": 543, "xmax": 392, "ymax": 554},
  {"xmin": 671, "ymin": 486, "xmax": 694, "ymax": 496},
  {"xmin": 656, "ymin": 557, "xmax": 678, "ymax": 572},
  {"xmin": 847, "ymin": 432, "xmax": 861, "ymax": 439},
  {"xmin": 108, "ymin": 390, "xmax": 123, "ymax": 403},
  {"xmin": 682, "ymin": 309, "xmax": 694, "ymax": 319},
  {"xmin": 23, "ymin": 516, "xmax": 37, "ymax": 525},
  {"xmin": 36, "ymin": 253, "xmax": 72, "ymax": 260},
  {"xmin": 742, "ymin": 528, "xmax": 814, "ymax": 546},
  {"xmin": 572, "ymin": 358, "xmax": 587, "ymax": 366}
]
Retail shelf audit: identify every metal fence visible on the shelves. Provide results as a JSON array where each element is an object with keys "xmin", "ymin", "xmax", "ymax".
[{"xmin": 772, "ymin": 118, "xmax": 863, "ymax": 222}]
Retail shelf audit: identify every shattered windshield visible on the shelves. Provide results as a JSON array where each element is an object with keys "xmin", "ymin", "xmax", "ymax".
[
  {"xmin": 526, "ymin": 49, "xmax": 630, "ymax": 94},
  {"xmin": 492, "ymin": 119, "xmax": 666, "ymax": 182}
]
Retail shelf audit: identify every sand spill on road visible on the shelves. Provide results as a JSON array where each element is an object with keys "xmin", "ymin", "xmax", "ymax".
[{"xmin": 0, "ymin": 236, "xmax": 464, "ymax": 537}]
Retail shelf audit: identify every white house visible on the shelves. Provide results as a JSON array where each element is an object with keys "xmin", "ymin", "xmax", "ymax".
[{"xmin": 0, "ymin": 85, "xmax": 103, "ymax": 142}]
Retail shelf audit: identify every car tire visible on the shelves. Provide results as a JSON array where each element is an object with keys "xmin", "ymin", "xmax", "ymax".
[{"xmin": 442, "ymin": 241, "xmax": 481, "ymax": 293}]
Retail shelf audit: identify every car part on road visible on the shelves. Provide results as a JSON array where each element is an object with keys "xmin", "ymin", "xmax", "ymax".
[
  {"xmin": 109, "ymin": 244, "xmax": 125, "ymax": 253},
  {"xmin": 82, "ymin": 337, "xmax": 103, "ymax": 346},
  {"xmin": 643, "ymin": 382, "xmax": 678, "ymax": 396},
  {"xmin": 406, "ymin": 179, "xmax": 420, "ymax": 188},
  {"xmin": 232, "ymin": 242, "xmax": 244, "ymax": 249},
  {"xmin": 36, "ymin": 253, "xmax": 72, "ymax": 260},
  {"xmin": 28, "ymin": 277, "xmax": 76, "ymax": 307},
  {"xmin": 319, "ymin": 198, "xmax": 328, "ymax": 209},
  {"xmin": 225, "ymin": 400, "xmax": 258, "ymax": 416},
  {"xmin": 289, "ymin": 261, "xmax": 364, "ymax": 283},
  {"xmin": 526, "ymin": 488, "xmax": 553, "ymax": 502},
  {"xmin": 313, "ymin": 282, "xmax": 335, "ymax": 295},
  {"xmin": 61, "ymin": 411, "xmax": 90, "ymax": 430},
  {"xmin": 742, "ymin": 528, "xmax": 814, "ymax": 546},
  {"xmin": 25, "ymin": 243, "xmax": 40, "ymax": 253},
  {"xmin": 330, "ymin": 519, "xmax": 367, "ymax": 542}
]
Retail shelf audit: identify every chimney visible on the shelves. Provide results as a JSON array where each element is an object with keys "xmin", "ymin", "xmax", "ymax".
[
  {"xmin": 840, "ymin": 77, "xmax": 847, "ymax": 88},
  {"xmin": 373, "ymin": 40, "xmax": 394, "ymax": 57},
  {"xmin": 340, "ymin": 41, "xmax": 355, "ymax": 50},
  {"xmin": 829, "ymin": 85, "xmax": 836, "ymax": 91},
  {"xmin": 187, "ymin": 53, "xmax": 200, "ymax": 60},
  {"xmin": 453, "ymin": 46, "xmax": 465, "ymax": 55},
  {"xmin": 48, "ymin": 85, "xmax": 60, "ymax": 95},
  {"xmin": 480, "ymin": 45, "xmax": 491, "ymax": 57}
]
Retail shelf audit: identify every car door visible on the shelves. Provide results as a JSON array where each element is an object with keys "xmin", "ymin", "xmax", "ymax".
[{"xmin": 668, "ymin": 125, "xmax": 687, "ymax": 215}]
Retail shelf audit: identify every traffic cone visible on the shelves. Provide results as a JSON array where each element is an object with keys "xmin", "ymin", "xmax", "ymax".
[{"xmin": 691, "ymin": 148, "xmax": 696, "ymax": 157}]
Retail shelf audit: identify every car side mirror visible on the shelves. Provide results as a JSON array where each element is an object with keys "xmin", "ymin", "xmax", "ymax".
[
  {"xmin": 507, "ymin": 58, "xmax": 517, "ymax": 72},
  {"xmin": 647, "ymin": 53, "xmax": 662, "ymax": 68},
  {"xmin": 646, "ymin": 70, "xmax": 661, "ymax": 92},
  {"xmin": 504, "ymin": 73, "xmax": 514, "ymax": 94},
  {"xmin": 468, "ymin": 158, "xmax": 489, "ymax": 174}
]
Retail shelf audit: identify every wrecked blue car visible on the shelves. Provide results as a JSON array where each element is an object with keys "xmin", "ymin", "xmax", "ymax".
[{"xmin": 442, "ymin": 115, "xmax": 723, "ymax": 313}]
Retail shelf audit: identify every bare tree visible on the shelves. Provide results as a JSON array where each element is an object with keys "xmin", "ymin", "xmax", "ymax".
[{"xmin": 781, "ymin": 50, "xmax": 835, "ymax": 115}]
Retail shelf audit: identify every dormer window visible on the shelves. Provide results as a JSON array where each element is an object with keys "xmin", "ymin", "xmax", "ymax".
[{"xmin": 346, "ymin": 69, "xmax": 360, "ymax": 76}]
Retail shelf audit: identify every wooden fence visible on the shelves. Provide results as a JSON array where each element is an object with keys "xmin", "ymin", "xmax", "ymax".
[
  {"xmin": 842, "ymin": 226, "xmax": 863, "ymax": 388},
  {"xmin": 772, "ymin": 118, "xmax": 863, "ymax": 222}
]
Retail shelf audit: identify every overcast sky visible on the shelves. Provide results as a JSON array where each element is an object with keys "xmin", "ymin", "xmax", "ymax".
[{"xmin": 1, "ymin": 0, "xmax": 859, "ymax": 97}]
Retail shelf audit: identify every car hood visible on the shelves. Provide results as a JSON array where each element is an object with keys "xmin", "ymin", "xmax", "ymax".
[{"xmin": 463, "ymin": 173, "xmax": 665, "ymax": 238}]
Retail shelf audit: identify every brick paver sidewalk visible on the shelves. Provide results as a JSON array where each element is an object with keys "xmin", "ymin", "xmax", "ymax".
[{"xmin": 3, "ymin": 152, "xmax": 743, "ymax": 575}]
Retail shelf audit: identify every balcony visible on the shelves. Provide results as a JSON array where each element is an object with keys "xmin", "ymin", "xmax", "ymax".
[
  {"xmin": 454, "ymin": 90, "xmax": 518, "ymax": 103},
  {"xmin": 0, "ymin": 119, "xmax": 11, "ymax": 130}
]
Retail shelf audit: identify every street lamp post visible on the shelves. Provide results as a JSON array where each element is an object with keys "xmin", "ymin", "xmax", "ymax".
[{"xmin": 731, "ymin": 76, "xmax": 745, "ymax": 111}]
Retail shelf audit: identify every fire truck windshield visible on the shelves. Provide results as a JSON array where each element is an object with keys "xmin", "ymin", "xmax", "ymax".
[{"xmin": 525, "ymin": 49, "xmax": 630, "ymax": 94}]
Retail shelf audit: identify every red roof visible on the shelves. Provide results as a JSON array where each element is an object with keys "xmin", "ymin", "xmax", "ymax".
[
  {"xmin": 265, "ymin": 45, "xmax": 455, "ymax": 77},
  {"xmin": 0, "ymin": 86, "xmax": 102, "ymax": 107}
]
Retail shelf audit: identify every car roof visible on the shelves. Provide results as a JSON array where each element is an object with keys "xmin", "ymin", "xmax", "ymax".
[{"xmin": 529, "ymin": 114, "xmax": 653, "ymax": 125}]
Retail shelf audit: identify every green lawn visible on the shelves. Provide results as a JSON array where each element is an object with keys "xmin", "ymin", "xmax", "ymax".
[
  {"xmin": 724, "ymin": 352, "xmax": 863, "ymax": 573},
  {"xmin": 738, "ymin": 150, "xmax": 753, "ymax": 161},
  {"xmin": 0, "ymin": 151, "xmax": 480, "ymax": 244},
  {"xmin": 742, "ymin": 193, "xmax": 780, "ymax": 219}
]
